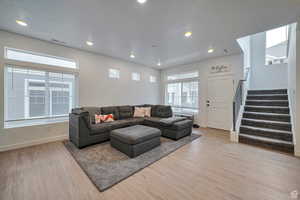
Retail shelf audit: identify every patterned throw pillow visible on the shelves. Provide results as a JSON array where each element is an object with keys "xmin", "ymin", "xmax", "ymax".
[
  {"xmin": 134, "ymin": 107, "xmax": 145, "ymax": 117},
  {"xmin": 100, "ymin": 114, "xmax": 114, "ymax": 122},
  {"xmin": 95, "ymin": 114, "xmax": 102, "ymax": 124},
  {"xmin": 95, "ymin": 114, "xmax": 114, "ymax": 123},
  {"xmin": 143, "ymin": 107, "xmax": 151, "ymax": 117}
]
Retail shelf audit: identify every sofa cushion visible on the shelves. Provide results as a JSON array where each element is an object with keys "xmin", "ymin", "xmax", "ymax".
[
  {"xmin": 159, "ymin": 117, "xmax": 187, "ymax": 125},
  {"xmin": 169, "ymin": 119, "xmax": 193, "ymax": 130},
  {"xmin": 107, "ymin": 119, "xmax": 132, "ymax": 130},
  {"xmin": 90, "ymin": 123, "xmax": 111, "ymax": 135},
  {"xmin": 110, "ymin": 125, "xmax": 161, "ymax": 145},
  {"xmin": 144, "ymin": 117, "xmax": 186, "ymax": 127},
  {"xmin": 152, "ymin": 105, "xmax": 172, "ymax": 118},
  {"xmin": 123, "ymin": 118, "xmax": 145, "ymax": 125},
  {"xmin": 80, "ymin": 107, "xmax": 101, "ymax": 124},
  {"xmin": 118, "ymin": 106, "xmax": 134, "ymax": 119},
  {"xmin": 101, "ymin": 106, "xmax": 120, "ymax": 120}
]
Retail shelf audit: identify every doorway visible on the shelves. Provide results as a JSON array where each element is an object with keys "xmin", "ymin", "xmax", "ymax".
[{"xmin": 207, "ymin": 75, "xmax": 234, "ymax": 130}]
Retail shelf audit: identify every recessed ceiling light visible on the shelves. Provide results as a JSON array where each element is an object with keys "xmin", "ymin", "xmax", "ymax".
[
  {"xmin": 184, "ymin": 31, "xmax": 192, "ymax": 38},
  {"xmin": 16, "ymin": 20, "xmax": 27, "ymax": 27},
  {"xmin": 137, "ymin": 0, "xmax": 147, "ymax": 4},
  {"xmin": 86, "ymin": 41, "xmax": 94, "ymax": 46},
  {"xmin": 130, "ymin": 53, "xmax": 135, "ymax": 58},
  {"xmin": 157, "ymin": 61, "xmax": 161, "ymax": 66},
  {"xmin": 208, "ymin": 48, "xmax": 214, "ymax": 53}
]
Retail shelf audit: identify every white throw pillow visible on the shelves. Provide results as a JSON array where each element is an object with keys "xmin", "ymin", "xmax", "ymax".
[
  {"xmin": 143, "ymin": 107, "xmax": 151, "ymax": 117},
  {"xmin": 134, "ymin": 107, "xmax": 145, "ymax": 117}
]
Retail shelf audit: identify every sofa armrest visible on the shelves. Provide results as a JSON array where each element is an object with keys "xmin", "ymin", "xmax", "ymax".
[
  {"xmin": 72, "ymin": 108, "xmax": 89, "ymax": 115},
  {"xmin": 69, "ymin": 111, "xmax": 92, "ymax": 148}
]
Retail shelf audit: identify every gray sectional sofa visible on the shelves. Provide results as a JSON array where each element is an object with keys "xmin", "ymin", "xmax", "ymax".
[{"xmin": 69, "ymin": 105, "xmax": 193, "ymax": 148}]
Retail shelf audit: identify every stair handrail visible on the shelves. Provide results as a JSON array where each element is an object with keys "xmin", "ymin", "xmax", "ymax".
[{"xmin": 233, "ymin": 67, "xmax": 250, "ymax": 131}]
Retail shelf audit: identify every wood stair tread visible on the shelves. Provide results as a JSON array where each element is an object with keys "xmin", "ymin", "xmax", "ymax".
[
  {"xmin": 240, "ymin": 125, "xmax": 292, "ymax": 135},
  {"xmin": 243, "ymin": 112, "xmax": 290, "ymax": 116},
  {"xmin": 246, "ymin": 100, "xmax": 288, "ymax": 102},
  {"xmin": 248, "ymin": 89, "xmax": 287, "ymax": 92},
  {"xmin": 247, "ymin": 94, "xmax": 287, "ymax": 96},
  {"xmin": 239, "ymin": 134, "xmax": 293, "ymax": 145},
  {"xmin": 242, "ymin": 118, "xmax": 291, "ymax": 125},
  {"xmin": 245, "ymin": 105, "xmax": 289, "ymax": 109}
]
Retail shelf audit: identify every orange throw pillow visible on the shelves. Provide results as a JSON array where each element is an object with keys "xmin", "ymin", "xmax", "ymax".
[
  {"xmin": 95, "ymin": 114, "xmax": 114, "ymax": 123},
  {"xmin": 101, "ymin": 114, "xmax": 114, "ymax": 122}
]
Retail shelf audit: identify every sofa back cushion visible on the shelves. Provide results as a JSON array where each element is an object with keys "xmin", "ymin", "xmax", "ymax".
[
  {"xmin": 80, "ymin": 107, "xmax": 101, "ymax": 124},
  {"xmin": 152, "ymin": 105, "xmax": 172, "ymax": 118},
  {"xmin": 101, "ymin": 106, "xmax": 120, "ymax": 120},
  {"xmin": 118, "ymin": 106, "xmax": 134, "ymax": 119}
]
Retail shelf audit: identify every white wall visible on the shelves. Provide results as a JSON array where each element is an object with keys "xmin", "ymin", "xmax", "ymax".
[
  {"xmin": 237, "ymin": 36, "xmax": 251, "ymax": 70},
  {"xmin": 288, "ymin": 23, "xmax": 300, "ymax": 157},
  {"xmin": 161, "ymin": 54, "xmax": 243, "ymax": 128},
  {"xmin": 250, "ymin": 32, "xmax": 288, "ymax": 90},
  {"xmin": 296, "ymin": 24, "xmax": 300, "ymax": 156},
  {"xmin": 0, "ymin": 31, "xmax": 161, "ymax": 151},
  {"xmin": 288, "ymin": 24, "xmax": 297, "ymax": 152}
]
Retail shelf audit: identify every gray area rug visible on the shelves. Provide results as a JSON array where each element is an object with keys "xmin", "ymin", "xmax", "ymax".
[{"xmin": 64, "ymin": 133, "xmax": 200, "ymax": 192}]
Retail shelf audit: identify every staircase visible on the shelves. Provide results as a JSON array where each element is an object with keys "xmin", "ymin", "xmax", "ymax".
[{"xmin": 239, "ymin": 89, "xmax": 294, "ymax": 153}]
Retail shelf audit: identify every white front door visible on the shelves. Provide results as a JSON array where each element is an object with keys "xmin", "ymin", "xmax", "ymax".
[{"xmin": 207, "ymin": 76, "xmax": 234, "ymax": 130}]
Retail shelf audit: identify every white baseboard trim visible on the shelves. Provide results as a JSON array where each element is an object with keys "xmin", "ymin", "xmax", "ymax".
[
  {"xmin": 295, "ymin": 149, "xmax": 300, "ymax": 157},
  {"xmin": 0, "ymin": 135, "xmax": 69, "ymax": 152}
]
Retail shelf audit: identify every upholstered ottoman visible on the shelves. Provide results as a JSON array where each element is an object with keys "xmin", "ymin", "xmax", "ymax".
[
  {"xmin": 162, "ymin": 119, "xmax": 193, "ymax": 140},
  {"xmin": 110, "ymin": 125, "xmax": 161, "ymax": 158}
]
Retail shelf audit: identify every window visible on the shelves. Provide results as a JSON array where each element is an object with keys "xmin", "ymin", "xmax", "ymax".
[
  {"xmin": 165, "ymin": 71, "xmax": 199, "ymax": 113},
  {"xmin": 5, "ymin": 48, "xmax": 77, "ymax": 69},
  {"xmin": 109, "ymin": 68, "xmax": 120, "ymax": 79},
  {"xmin": 150, "ymin": 75, "xmax": 156, "ymax": 83},
  {"xmin": 167, "ymin": 71, "xmax": 198, "ymax": 81},
  {"xmin": 4, "ymin": 66, "xmax": 76, "ymax": 123},
  {"xmin": 132, "ymin": 72, "xmax": 141, "ymax": 81},
  {"xmin": 265, "ymin": 25, "xmax": 289, "ymax": 65}
]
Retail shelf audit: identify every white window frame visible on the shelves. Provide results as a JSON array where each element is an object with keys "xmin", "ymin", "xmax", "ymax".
[
  {"xmin": 109, "ymin": 68, "xmax": 120, "ymax": 79},
  {"xmin": 3, "ymin": 47, "xmax": 78, "ymax": 128},
  {"xmin": 49, "ymin": 81, "xmax": 73, "ymax": 117},
  {"xmin": 132, "ymin": 72, "xmax": 141, "ymax": 81},
  {"xmin": 24, "ymin": 79, "xmax": 73, "ymax": 119},
  {"xmin": 4, "ymin": 47, "xmax": 77, "ymax": 69},
  {"xmin": 24, "ymin": 79, "xmax": 47, "ymax": 119},
  {"xmin": 165, "ymin": 71, "xmax": 199, "ymax": 113},
  {"xmin": 167, "ymin": 71, "xmax": 199, "ymax": 81},
  {"xmin": 265, "ymin": 25, "xmax": 289, "ymax": 66},
  {"xmin": 150, "ymin": 75, "xmax": 157, "ymax": 83}
]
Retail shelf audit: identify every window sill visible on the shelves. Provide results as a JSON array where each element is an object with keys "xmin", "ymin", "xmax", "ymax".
[
  {"xmin": 172, "ymin": 107, "xmax": 199, "ymax": 115},
  {"xmin": 265, "ymin": 62, "xmax": 288, "ymax": 67},
  {"xmin": 4, "ymin": 117, "xmax": 68, "ymax": 129}
]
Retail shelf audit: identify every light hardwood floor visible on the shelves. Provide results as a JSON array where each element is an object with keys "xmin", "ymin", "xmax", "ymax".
[{"xmin": 1, "ymin": 128, "xmax": 300, "ymax": 200}]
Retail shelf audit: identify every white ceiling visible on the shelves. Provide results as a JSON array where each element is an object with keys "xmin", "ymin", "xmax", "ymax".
[{"xmin": 0, "ymin": 0, "xmax": 299, "ymax": 69}]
